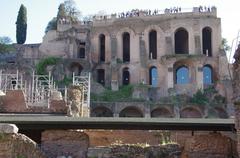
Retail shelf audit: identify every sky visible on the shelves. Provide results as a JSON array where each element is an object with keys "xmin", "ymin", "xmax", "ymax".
[{"xmin": 0, "ymin": 0, "xmax": 240, "ymax": 61}]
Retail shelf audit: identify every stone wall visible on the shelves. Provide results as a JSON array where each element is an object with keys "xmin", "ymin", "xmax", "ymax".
[
  {"xmin": 87, "ymin": 144, "xmax": 181, "ymax": 158},
  {"xmin": 0, "ymin": 124, "xmax": 46, "ymax": 158},
  {"xmin": 41, "ymin": 130, "xmax": 89, "ymax": 158}
]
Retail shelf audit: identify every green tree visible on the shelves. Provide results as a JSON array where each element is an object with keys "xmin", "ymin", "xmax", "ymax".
[
  {"xmin": 57, "ymin": 3, "xmax": 67, "ymax": 20},
  {"xmin": 221, "ymin": 38, "xmax": 231, "ymax": 52},
  {"xmin": 16, "ymin": 4, "xmax": 27, "ymax": 44},
  {"xmin": 0, "ymin": 36, "xmax": 15, "ymax": 53},
  {"xmin": 45, "ymin": 17, "xmax": 57, "ymax": 33}
]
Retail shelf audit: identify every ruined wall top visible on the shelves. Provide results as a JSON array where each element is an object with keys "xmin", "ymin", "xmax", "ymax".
[{"xmin": 57, "ymin": 6, "xmax": 217, "ymax": 30}]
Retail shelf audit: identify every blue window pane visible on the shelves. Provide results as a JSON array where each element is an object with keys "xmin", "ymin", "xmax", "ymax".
[
  {"xmin": 176, "ymin": 67, "xmax": 189, "ymax": 84},
  {"xmin": 151, "ymin": 67, "xmax": 158, "ymax": 87},
  {"xmin": 203, "ymin": 66, "xmax": 212, "ymax": 85}
]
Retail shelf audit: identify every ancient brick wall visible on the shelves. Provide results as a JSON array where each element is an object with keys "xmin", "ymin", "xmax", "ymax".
[{"xmin": 41, "ymin": 130, "xmax": 89, "ymax": 158}]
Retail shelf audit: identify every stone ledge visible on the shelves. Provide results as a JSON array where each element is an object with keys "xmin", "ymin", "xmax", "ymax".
[{"xmin": 0, "ymin": 123, "xmax": 18, "ymax": 134}]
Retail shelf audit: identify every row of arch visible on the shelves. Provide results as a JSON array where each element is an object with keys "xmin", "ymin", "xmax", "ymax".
[
  {"xmin": 101, "ymin": 65, "xmax": 212, "ymax": 86},
  {"xmin": 91, "ymin": 106, "xmax": 228, "ymax": 118},
  {"xmin": 97, "ymin": 26, "xmax": 212, "ymax": 62}
]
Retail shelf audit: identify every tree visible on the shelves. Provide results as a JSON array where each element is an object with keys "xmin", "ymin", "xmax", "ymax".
[
  {"xmin": 45, "ymin": 17, "xmax": 57, "ymax": 33},
  {"xmin": 57, "ymin": 3, "xmax": 67, "ymax": 20},
  {"xmin": 16, "ymin": 4, "xmax": 27, "ymax": 44},
  {"xmin": 64, "ymin": 0, "xmax": 81, "ymax": 21},
  {"xmin": 0, "ymin": 36, "xmax": 15, "ymax": 53},
  {"xmin": 221, "ymin": 38, "xmax": 231, "ymax": 52}
]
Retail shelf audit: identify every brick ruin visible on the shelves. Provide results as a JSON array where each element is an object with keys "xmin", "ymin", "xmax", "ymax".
[{"xmin": 0, "ymin": 5, "xmax": 239, "ymax": 158}]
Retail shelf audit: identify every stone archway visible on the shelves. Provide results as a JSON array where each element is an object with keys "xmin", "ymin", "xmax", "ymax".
[
  {"xmin": 180, "ymin": 107, "xmax": 202, "ymax": 118},
  {"xmin": 119, "ymin": 106, "xmax": 144, "ymax": 117},
  {"xmin": 151, "ymin": 107, "xmax": 173, "ymax": 118},
  {"xmin": 91, "ymin": 106, "xmax": 113, "ymax": 117}
]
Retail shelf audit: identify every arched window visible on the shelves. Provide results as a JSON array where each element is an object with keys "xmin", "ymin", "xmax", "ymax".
[
  {"xmin": 149, "ymin": 30, "xmax": 157, "ymax": 59},
  {"xmin": 70, "ymin": 62, "xmax": 83, "ymax": 76},
  {"xmin": 99, "ymin": 34, "xmax": 105, "ymax": 62},
  {"xmin": 202, "ymin": 27, "xmax": 212, "ymax": 56},
  {"xmin": 122, "ymin": 67, "xmax": 130, "ymax": 85},
  {"xmin": 176, "ymin": 66, "xmax": 189, "ymax": 84},
  {"xmin": 149, "ymin": 66, "xmax": 158, "ymax": 87},
  {"xmin": 203, "ymin": 65, "xmax": 213, "ymax": 85},
  {"xmin": 122, "ymin": 32, "xmax": 130, "ymax": 62},
  {"xmin": 175, "ymin": 28, "xmax": 189, "ymax": 54},
  {"xmin": 97, "ymin": 69, "xmax": 105, "ymax": 86},
  {"xmin": 78, "ymin": 48, "xmax": 85, "ymax": 58}
]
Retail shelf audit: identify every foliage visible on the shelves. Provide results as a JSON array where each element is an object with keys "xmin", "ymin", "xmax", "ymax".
[
  {"xmin": 56, "ymin": 75, "xmax": 72, "ymax": 86},
  {"xmin": 36, "ymin": 56, "xmax": 60, "ymax": 75},
  {"xmin": 91, "ymin": 85, "xmax": 133, "ymax": 102},
  {"xmin": 64, "ymin": 0, "xmax": 81, "ymax": 21},
  {"xmin": 190, "ymin": 89, "xmax": 209, "ymax": 105},
  {"xmin": 57, "ymin": 3, "xmax": 67, "ymax": 20},
  {"xmin": 221, "ymin": 38, "xmax": 231, "ymax": 52},
  {"xmin": 45, "ymin": 17, "xmax": 57, "ymax": 33},
  {"xmin": 16, "ymin": 4, "xmax": 27, "ymax": 44},
  {"xmin": 0, "ymin": 36, "xmax": 15, "ymax": 53}
]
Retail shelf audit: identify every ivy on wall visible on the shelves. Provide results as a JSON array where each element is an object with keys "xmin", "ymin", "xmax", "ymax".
[{"xmin": 36, "ymin": 56, "xmax": 60, "ymax": 75}]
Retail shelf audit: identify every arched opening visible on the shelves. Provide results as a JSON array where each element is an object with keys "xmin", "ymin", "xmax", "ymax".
[
  {"xmin": 122, "ymin": 67, "xmax": 130, "ymax": 85},
  {"xmin": 78, "ymin": 47, "xmax": 85, "ymax": 58},
  {"xmin": 202, "ymin": 27, "xmax": 212, "ymax": 56},
  {"xmin": 99, "ymin": 34, "xmax": 105, "ymax": 62},
  {"xmin": 149, "ymin": 30, "xmax": 157, "ymax": 59},
  {"xmin": 97, "ymin": 69, "xmax": 105, "ymax": 86},
  {"xmin": 214, "ymin": 107, "xmax": 228, "ymax": 118},
  {"xmin": 149, "ymin": 66, "xmax": 158, "ymax": 87},
  {"xmin": 203, "ymin": 65, "xmax": 213, "ymax": 85},
  {"xmin": 70, "ymin": 62, "xmax": 83, "ymax": 76},
  {"xmin": 91, "ymin": 106, "xmax": 113, "ymax": 117},
  {"xmin": 119, "ymin": 106, "xmax": 143, "ymax": 117},
  {"xmin": 180, "ymin": 107, "xmax": 202, "ymax": 118},
  {"xmin": 122, "ymin": 32, "xmax": 130, "ymax": 62},
  {"xmin": 151, "ymin": 107, "xmax": 173, "ymax": 118},
  {"xmin": 176, "ymin": 66, "xmax": 189, "ymax": 84},
  {"xmin": 175, "ymin": 28, "xmax": 189, "ymax": 54}
]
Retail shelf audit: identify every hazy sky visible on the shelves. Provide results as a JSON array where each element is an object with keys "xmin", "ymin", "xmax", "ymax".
[{"xmin": 1, "ymin": 0, "xmax": 240, "ymax": 59}]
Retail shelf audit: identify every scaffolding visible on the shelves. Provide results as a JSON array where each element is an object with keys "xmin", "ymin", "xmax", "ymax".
[
  {"xmin": 0, "ymin": 70, "xmax": 90, "ymax": 110},
  {"xmin": 0, "ymin": 70, "xmax": 23, "ymax": 93},
  {"xmin": 72, "ymin": 72, "xmax": 91, "ymax": 108}
]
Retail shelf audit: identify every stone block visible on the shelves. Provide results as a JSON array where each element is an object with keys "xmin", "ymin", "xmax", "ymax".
[{"xmin": 0, "ymin": 124, "xmax": 18, "ymax": 134}]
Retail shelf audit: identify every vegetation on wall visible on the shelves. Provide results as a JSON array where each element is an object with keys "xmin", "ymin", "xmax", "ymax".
[
  {"xmin": 16, "ymin": 4, "xmax": 27, "ymax": 44},
  {"xmin": 0, "ymin": 36, "xmax": 15, "ymax": 53},
  {"xmin": 45, "ymin": 0, "xmax": 81, "ymax": 33},
  {"xmin": 91, "ymin": 85, "xmax": 133, "ymax": 102},
  {"xmin": 36, "ymin": 56, "xmax": 60, "ymax": 75}
]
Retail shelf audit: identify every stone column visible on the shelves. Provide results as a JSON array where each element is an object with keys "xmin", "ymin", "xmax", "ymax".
[
  {"xmin": 167, "ymin": 66, "xmax": 174, "ymax": 89},
  {"xmin": 196, "ymin": 65, "xmax": 203, "ymax": 90},
  {"xmin": 110, "ymin": 35, "xmax": 119, "ymax": 91},
  {"xmin": 144, "ymin": 103, "xmax": 151, "ymax": 118}
]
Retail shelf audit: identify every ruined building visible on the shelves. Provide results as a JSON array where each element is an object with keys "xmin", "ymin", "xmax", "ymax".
[{"xmin": 0, "ymin": 6, "xmax": 233, "ymax": 118}]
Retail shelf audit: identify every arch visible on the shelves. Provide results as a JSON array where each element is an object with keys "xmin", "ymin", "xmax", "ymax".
[
  {"xmin": 119, "ymin": 106, "xmax": 144, "ymax": 117},
  {"xmin": 91, "ymin": 106, "xmax": 113, "ymax": 117},
  {"xmin": 180, "ymin": 107, "xmax": 202, "ymax": 118},
  {"xmin": 151, "ymin": 107, "xmax": 173, "ymax": 118},
  {"xmin": 122, "ymin": 67, "xmax": 130, "ymax": 85},
  {"xmin": 149, "ymin": 30, "xmax": 157, "ymax": 59},
  {"xmin": 78, "ymin": 47, "xmax": 85, "ymax": 58},
  {"xmin": 202, "ymin": 27, "xmax": 212, "ymax": 56},
  {"xmin": 214, "ymin": 107, "xmax": 228, "ymax": 118},
  {"xmin": 97, "ymin": 69, "xmax": 105, "ymax": 86},
  {"xmin": 122, "ymin": 32, "xmax": 130, "ymax": 62},
  {"xmin": 149, "ymin": 66, "xmax": 158, "ymax": 87},
  {"xmin": 70, "ymin": 62, "xmax": 83, "ymax": 76},
  {"xmin": 174, "ymin": 28, "xmax": 189, "ymax": 54},
  {"xmin": 203, "ymin": 65, "xmax": 213, "ymax": 85},
  {"xmin": 99, "ymin": 34, "xmax": 105, "ymax": 62},
  {"xmin": 176, "ymin": 66, "xmax": 189, "ymax": 84}
]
